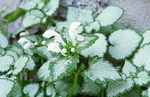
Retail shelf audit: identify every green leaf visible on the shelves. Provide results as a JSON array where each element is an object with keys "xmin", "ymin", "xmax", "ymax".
[
  {"xmin": 133, "ymin": 44, "xmax": 150, "ymax": 71},
  {"xmin": 122, "ymin": 60, "xmax": 137, "ymax": 77},
  {"xmin": 0, "ymin": 32, "xmax": 8, "ymax": 48},
  {"xmin": 0, "ymin": 55, "xmax": 14, "ymax": 72},
  {"xmin": 13, "ymin": 56, "xmax": 28, "ymax": 75},
  {"xmin": 22, "ymin": 9, "xmax": 44, "ymax": 28},
  {"xmin": 81, "ymin": 33, "xmax": 107, "ymax": 57},
  {"xmin": 109, "ymin": 29, "xmax": 142, "ymax": 60},
  {"xmin": 0, "ymin": 78, "xmax": 14, "ymax": 97},
  {"xmin": 23, "ymin": 83, "xmax": 39, "ymax": 97},
  {"xmin": 4, "ymin": 8, "xmax": 25, "ymax": 23},
  {"xmin": 96, "ymin": 6, "xmax": 123, "ymax": 26},
  {"xmin": 84, "ymin": 59, "xmax": 120, "ymax": 83},
  {"xmin": 8, "ymin": 80, "xmax": 23, "ymax": 97},
  {"xmin": 134, "ymin": 71, "xmax": 150, "ymax": 86},
  {"xmin": 107, "ymin": 79, "xmax": 134, "ymax": 97},
  {"xmin": 43, "ymin": 0, "xmax": 60, "ymax": 16}
]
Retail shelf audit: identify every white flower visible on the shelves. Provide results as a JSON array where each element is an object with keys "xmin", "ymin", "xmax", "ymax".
[
  {"xmin": 20, "ymin": 31, "xmax": 30, "ymax": 37},
  {"xmin": 69, "ymin": 22, "xmax": 84, "ymax": 45},
  {"xmin": 47, "ymin": 43, "xmax": 61, "ymax": 53},
  {"xmin": 76, "ymin": 35, "xmax": 85, "ymax": 41},
  {"xmin": 34, "ymin": 42, "xmax": 38, "ymax": 46},
  {"xmin": 61, "ymin": 48, "xmax": 67, "ymax": 56},
  {"xmin": 71, "ymin": 48, "xmax": 75, "ymax": 52},
  {"xmin": 42, "ymin": 30, "xmax": 65, "ymax": 45},
  {"xmin": 41, "ymin": 40, "xmax": 46, "ymax": 45},
  {"xmin": 69, "ymin": 22, "xmax": 81, "ymax": 31}
]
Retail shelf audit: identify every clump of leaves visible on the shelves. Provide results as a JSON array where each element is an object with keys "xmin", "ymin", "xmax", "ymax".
[{"xmin": 1, "ymin": 1, "xmax": 150, "ymax": 97}]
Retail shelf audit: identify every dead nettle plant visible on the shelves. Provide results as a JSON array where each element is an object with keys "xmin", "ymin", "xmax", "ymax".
[{"xmin": 0, "ymin": 0, "xmax": 150, "ymax": 97}]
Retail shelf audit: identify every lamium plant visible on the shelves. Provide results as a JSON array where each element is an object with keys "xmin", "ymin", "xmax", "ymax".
[{"xmin": 1, "ymin": 0, "xmax": 150, "ymax": 97}]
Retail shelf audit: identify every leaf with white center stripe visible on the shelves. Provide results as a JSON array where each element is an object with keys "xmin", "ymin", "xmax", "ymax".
[
  {"xmin": 122, "ymin": 60, "xmax": 137, "ymax": 77},
  {"xmin": 52, "ymin": 57, "xmax": 79, "ymax": 80},
  {"xmin": 0, "ymin": 78, "xmax": 14, "ymax": 97},
  {"xmin": 84, "ymin": 59, "xmax": 120, "ymax": 83},
  {"xmin": 37, "ymin": 60, "xmax": 54, "ymax": 81},
  {"xmin": 25, "ymin": 56, "xmax": 35, "ymax": 71},
  {"xmin": 0, "ymin": 32, "xmax": 8, "ymax": 48},
  {"xmin": 107, "ymin": 78, "xmax": 134, "ymax": 97},
  {"xmin": 81, "ymin": 77, "xmax": 102, "ymax": 96},
  {"xmin": 133, "ymin": 44, "xmax": 150, "ymax": 71},
  {"xmin": 43, "ymin": 0, "xmax": 60, "ymax": 16},
  {"xmin": 109, "ymin": 29, "xmax": 142, "ymax": 60},
  {"xmin": 0, "ymin": 55, "xmax": 14, "ymax": 72},
  {"xmin": 46, "ymin": 84, "xmax": 56, "ymax": 96},
  {"xmin": 67, "ymin": 7, "xmax": 93, "ymax": 25},
  {"xmin": 134, "ymin": 71, "xmax": 150, "ymax": 86},
  {"xmin": 77, "ymin": 34, "xmax": 98, "ymax": 52},
  {"xmin": 22, "ymin": 9, "xmax": 44, "ymax": 28},
  {"xmin": 96, "ymin": 6, "xmax": 123, "ymax": 26},
  {"xmin": 141, "ymin": 30, "xmax": 150, "ymax": 46},
  {"xmin": 23, "ymin": 83, "xmax": 39, "ymax": 97},
  {"xmin": 13, "ymin": 56, "xmax": 28, "ymax": 75},
  {"xmin": 81, "ymin": 33, "xmax": 107, "ymax": 57}
]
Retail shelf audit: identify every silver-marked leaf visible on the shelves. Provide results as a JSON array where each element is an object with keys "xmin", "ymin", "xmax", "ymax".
[
  {"xmin": 52, "ymin": 57, "xmax": 79, "ymax": 80},
  {"xmin": 81, "ymin": 33, "xmax": 107, "ymax": 57},
  {"xmin": 23, "ymin": 83, "xmax": 39, "ymax": 97},
  {"xmin": 141, "ymin": 30, "xmax": 150, "ymax": 46},
  {"xmin": 133, "ymin": 44, "xmax": 150, "ymax": 71},
  {"xmin": 0, "ymin": 55, "xmax": 14, "ymax": 72},
  {"xmin": 96, "ymin": 6, "xmax": 123, "ymax": 26},
  {"xmin": 122, "ymin": 60, "xmax": 137, "ymax": 77},
  {"xmin": 0, "ymin": 79, "xmax": 14, "ymax": 97},
  {"xmin": 25, "ymin": 56, "xmax": 35, "ymax": 71},
  {"xmin": 109, "ymin": 29, "xmax": 141, "ymax": 59},
  {"xmin": 43, "ymin": 0, "xmax": 60, "ymax": 16},
  {"xmin": 37, "ymin": 60, "xmax": 53, "ymax": 81},
  {"xmin": 22, "ymin": 9, "xmax": 44, "ymax": 28},
  {"xmin": 84, "ymin": 59, "xmax": 120, "ymax": 83},
  {"xmin": 107, "ymin": 79, "xmax": 133, "ymax": 97},
  {"xmin": 134, "ymin": 71, "xmax": 150, "ymax": 86},
  {"xmin": 0, "ymin": 32, "xmax": 8, "ymax": 48},
  {"xmin": 67, "ymin": 7, "xmax": 93, "ymax": 25},
  {"xmin": 13, "ymin": 56, "xmax": 28, "ymax": 75},
  {"xmin": 81, "ymin": 78, "xmax": 101, "ymax": 96}
]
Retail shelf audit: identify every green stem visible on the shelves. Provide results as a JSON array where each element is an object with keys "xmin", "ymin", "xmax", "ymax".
[{"xmin": 68, "ymin": 71, "xmax": 79, "ymax": 97}]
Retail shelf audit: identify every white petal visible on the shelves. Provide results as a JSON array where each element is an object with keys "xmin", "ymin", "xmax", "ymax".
[
  {"xmin": 20, "ymin": 31, "xmax": 30, "ymax": 37},
  {"xmin": 71, "ymin": 48, "xmax": 75, "ymax": 52},
  {"xmin": 42, "ymin": 30, "xmax": 57, "ymax": 38},
  {"xmin": 69, "ymin": 22, "xmax": 81, "ymax": 31},
  {"xmin": 76, "ymin": 35, "xmax": 85, "ymax": 41},
  {"xmin": 48, "ymin": 43, "xmax": 61, "ymax": 53},
  {"xmin": 54, "ymin": 34, "xmax": 65, "ymax": 46}
]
